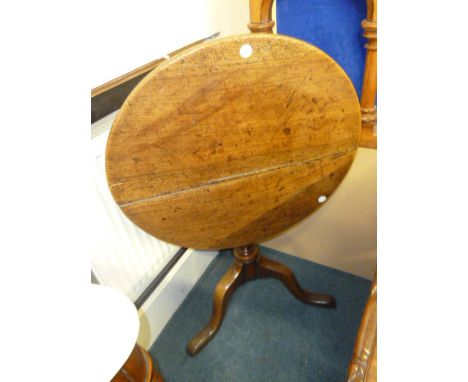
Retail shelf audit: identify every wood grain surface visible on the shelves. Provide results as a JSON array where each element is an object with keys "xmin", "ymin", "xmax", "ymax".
[{"xmin": 106, "ymin": 33, "xmax": 361, "ymax": 250}]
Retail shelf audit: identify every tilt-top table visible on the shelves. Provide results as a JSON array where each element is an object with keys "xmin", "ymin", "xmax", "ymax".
[{"xmin": 106, "ymin": 32, "xmax": 361, "ymax": 356}]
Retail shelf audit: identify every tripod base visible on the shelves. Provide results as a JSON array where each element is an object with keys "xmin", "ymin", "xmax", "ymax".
[{"xmin": 186, "ymin": 244, "xmax": 336, "ymax": 356}]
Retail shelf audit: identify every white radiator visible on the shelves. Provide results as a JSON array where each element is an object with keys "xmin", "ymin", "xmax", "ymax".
[{"xmin": 91, "ymin": 111, "xmax": 180, "ymax": 302}]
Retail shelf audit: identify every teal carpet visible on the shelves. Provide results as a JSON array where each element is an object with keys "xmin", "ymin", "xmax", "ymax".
[{"xmin": 150, "ymin": 246, "xmax": 371, "ymax": 382}]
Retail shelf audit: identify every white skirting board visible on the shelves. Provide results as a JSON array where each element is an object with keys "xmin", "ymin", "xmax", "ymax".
[{"xmin": 136, "ymin": 248, "xmax": 218, "ymax": 350}]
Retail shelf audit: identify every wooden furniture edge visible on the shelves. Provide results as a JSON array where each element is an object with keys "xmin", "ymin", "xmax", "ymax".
[
  {"xmin": 359, "ymin": 126, "xmax": 377, "ymax": 149},
  {"xmin": 347, "ymin": 272, "xmax": 377, "ymax": 381},
  {"xmin": 359, "ymin": 0, "xmax": 377, "ymax": 149}
]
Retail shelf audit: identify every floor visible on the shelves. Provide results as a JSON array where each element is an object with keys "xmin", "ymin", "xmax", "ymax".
[{"xmin": 150, "ymin": 246, "xmax": 371, "ymax": 382}]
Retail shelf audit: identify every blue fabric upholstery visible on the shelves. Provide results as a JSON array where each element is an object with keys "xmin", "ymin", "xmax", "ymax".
[{"xmin": 276, "ymin": 0, "xmax": 367, "ymax": 96}]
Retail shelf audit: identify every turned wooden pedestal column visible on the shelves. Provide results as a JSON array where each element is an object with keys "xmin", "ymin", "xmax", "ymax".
[{"xmin": 187, "ymin": 244, "xmax": 336, "ymax": 355}]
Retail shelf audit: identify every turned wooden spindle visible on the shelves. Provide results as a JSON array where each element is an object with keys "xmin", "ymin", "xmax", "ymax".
[
  {"xmin": 347, "ymin": 273, "xmax": 377, "ymax": 381},
  {"xmin": 248, "ymin": 0, "xmax": 275, "ymax": 33},
  {"xmin": 360, "ymin": 0, "xmax": 377, "ymax": 135}
]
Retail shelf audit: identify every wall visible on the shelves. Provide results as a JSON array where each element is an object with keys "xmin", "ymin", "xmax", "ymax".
[
  {"xmin": 90, "ymin": 0, "xmax": 250, "ymax": 88},
  {"xmin": 264, "ymin": 148, "xmax": 377, "ymax": 280}
]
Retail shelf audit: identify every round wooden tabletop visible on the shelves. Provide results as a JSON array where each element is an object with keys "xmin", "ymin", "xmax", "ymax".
[{"xmin": 106, "ymin": 34, "xmax": 361, "ymax": 250}]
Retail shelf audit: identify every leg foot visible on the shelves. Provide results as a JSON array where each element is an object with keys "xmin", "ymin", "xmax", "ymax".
[
  {"xmin": 186, "ymin": 262, "xmax": 245, "ymax": 356},
  {"xmin": 257, "ymin": 255, "xmax": 336, "ymax": 308}
]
